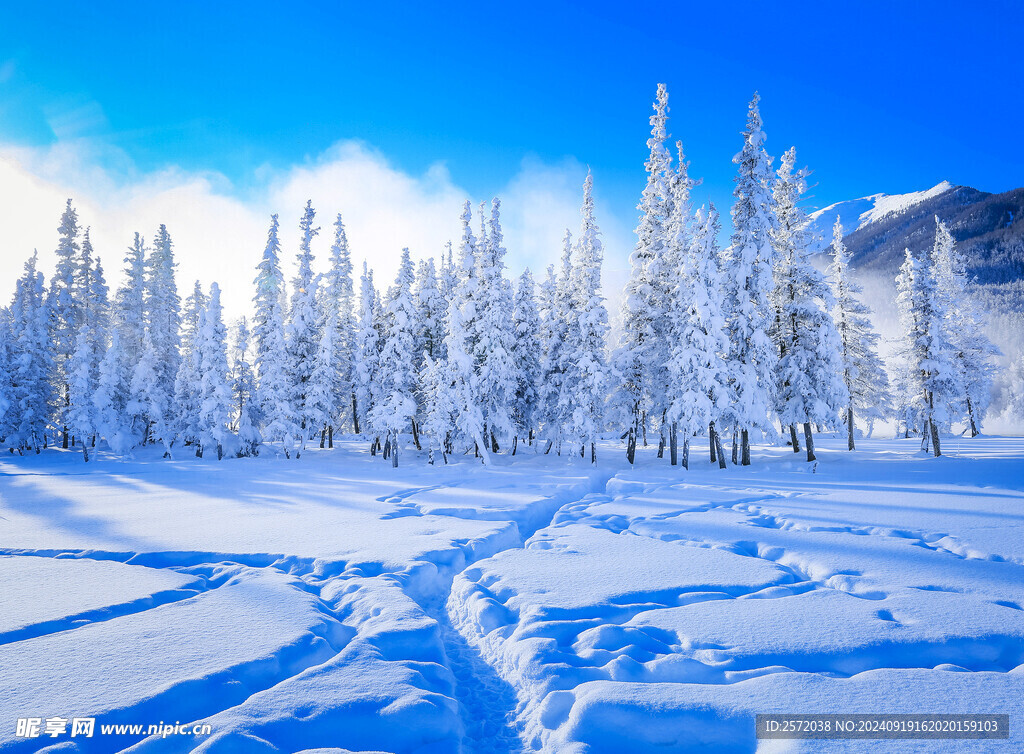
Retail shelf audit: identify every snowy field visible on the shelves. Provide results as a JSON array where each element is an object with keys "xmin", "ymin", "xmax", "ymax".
[{"xmin": 2, "ymin": 436, "xmax": 1023, "ymax": 753}]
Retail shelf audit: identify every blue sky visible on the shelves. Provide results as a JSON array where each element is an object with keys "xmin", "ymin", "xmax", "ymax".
[{"xmin": 0, "ymin": 1, "xmax": 1021, "ymax": 313}]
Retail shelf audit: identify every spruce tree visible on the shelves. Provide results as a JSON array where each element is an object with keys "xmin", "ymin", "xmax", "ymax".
[
  {"xmin": 771, "ymin": 148, "xmax": 847, "ymax": 462},
  {"xmin": 612, "ymin": 83, "xmax": 674, "ymax": 463},
  {"xmin": 115, "ymin": 233, "xmax": 147, "ymax": 368},
  {"xmin": 287, "ymin": 200, "xmax": 321, "ymax": 454},
  {"xmin": 722, "ymin": 92, "xmax": 778, "ymax": 465},
  {"xmin": 67, "ymin": 327, "xmax": 96, "ymax": 461},
  {"xmin": 48, "ymin": 199, "xmax": 82, "ymax": 447},
  {"xmin": 932, "ymin": 217, "xmax": 999, "ymax": 436},
  {"xmin": 827, "ymin": 218, "xmax": 891, "ymax": 449},
  {"xmin": 565, "ymin": 172, "xmax": 611, "ymax": 462},
  {"xmin": 10, "ymin": 252, "xmax": 52, "ymax": 452},
  {"xmin": 197, "ymin": 283, "xmax": 234, "ymax": 460},
  {"xmin": 93, "ymin": 327, "xmax": 131, "ymax": 454},
  {"xmin": 370, "ymin": 248, "xmax": 419, "ymax": 466},
  {"xmin": 145, "ymin": 223, "xmax": 182, "ymax": 438},
  {"xmin": 253, "ymin": 214, "xmax": 297, "ymax": 457},
  {"xmin": 319, "ymin": 214, "xmax": 356, "ymax": 439},
  {"xmin": 510, "ymin": 269, "xmax": 541, "ymax": 452},
  {"xmin": 352, "ymin": 262, "xmax": 380, "ymax": 438},
  {"xmin": 230, "ymin": 317, "xmax": 261, "ymax": 456},
  {"xmin": 173, "ymin": 281, "xmax": 208, "ymax": 449}
]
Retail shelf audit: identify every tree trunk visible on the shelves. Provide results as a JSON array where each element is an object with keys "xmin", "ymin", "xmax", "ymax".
[
  {"xmin": 591, "ymin": 442, "xmax": 596, "ymax": 464},
  {"xmin": 412, "ymin": 418, "xmax": 422, "ymax": 450},
  {"xmin": 383, "ymin": 437, "xmax": 391, "ymax": 460},
  {"xmin": 328, "ymin": 425, "xmax": 333, "ymax": 449},
  {"xmin": 217, "ymin": 443, "xmax": 223, "ymax": 461},
  {"xmin": 732, "ymin": 426, "xmax": 739, "ymax": 465},
  {"xmin": 709, "ymin": 422, "xmax": 717, "ymax": 463},
  {"xmin": 512, "ymin": 436, "xmax": 518, "ymax": 456},
  {"xmin": 491, "ymin": 430, "xmax": 499, "ymax": 454},
  {"xmin": 790, "ymin": 424, "xmax": 801, "ymax": 452},
  {"xmin": 682, "ymin": 436, "xmax": 689, "ymax": 470},
  {"xmin": 803, "ymin": 422, "xmax": 816, "ymax": 462},
  {"xmin": 741, "ymin": 429, "xmax": 750, "ymax": 466},
  {"xmin": 81, "ymin": 441, "xmax": 89, "ymax": 462},
  {"xmin": 966, "ymin": 397, "xmax": 979, "ymax": 437},
  {"xmin": 320, "ymin": 426, "xmax": 327, "ymax": 448},
  {"xmin": 714, "ymin": 430, "xmax": 727, "ymax": 469},
  {"xmin": 657, "ymin": 431, "xmax": 665, "ymax": 459},
  {"xmin": 641, "ymin": 412, "xmax": 648, "ymax": 447},
  {"xmin": 391, "ymin": 432, "xmax": 399, "ymax": 467},
  {"xmin": 370, "ymin": 438, "xmax": 377, "ymax": 456},
  {"xmin": 544, "ymin": 440, "xmax": 553, "ymax": 455},
  {"xmin": 626, "ymin": 417, "xmax": 637, "ymax": 465},
  {"xmin": 930, "ymin": 419, "xmax": 942, "ymax": 457},
  {"xmin": 847, "ymin": 406, "xmax": 856, "ymax": 451},
  {"xmin": 196, "ymin": 444, "xmax": 203, "ymax": 458},
  {"xmin": 669, "ymin": 422, "xmax": 678, "ymax": 466}
]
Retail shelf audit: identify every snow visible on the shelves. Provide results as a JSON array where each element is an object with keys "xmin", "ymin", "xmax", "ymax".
[
  {"xmin": 807, "ymin": 181, "xmax": 956, "ymax": 251},
  {"xmin": 2, "ymin": 436, "xmax": 1023, "ymax": 752}
]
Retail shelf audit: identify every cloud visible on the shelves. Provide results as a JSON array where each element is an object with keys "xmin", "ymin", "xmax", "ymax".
[{"xmin": 0, "ymin": 139, "xmax": 627, "ymax": 320}]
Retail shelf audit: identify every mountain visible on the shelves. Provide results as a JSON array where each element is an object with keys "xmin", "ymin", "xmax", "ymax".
[{"xmin": 808, "ymin": 181, "xmax": 1024, "ymax": 288}]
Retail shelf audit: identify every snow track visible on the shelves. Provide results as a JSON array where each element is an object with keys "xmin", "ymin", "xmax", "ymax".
[{"xmin": 2, "ymin": 438, "xmax": 1024, "ymax": 752}]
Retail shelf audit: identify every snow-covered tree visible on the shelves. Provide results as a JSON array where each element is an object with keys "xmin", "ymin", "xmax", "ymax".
[
  {"xmin": 612, "ymin": 83, "xmax": 674, "ymax": 463},
  {"xmin": 896, "ymin": 238, "xmax": 962, "ymax": 456},
  {"xmin": 93, "ymin": 327, "xmax": 132, "ymax": 454},
  {"xmin": 932, "ymin": 217, "xmax": 999, "ymax": 436},
  {"xmin": 10, "ymin": 252, "xmax": 52, "ymax": 452},
  {"xmin": 145, "ymin": 223, "xmax": 182, "ymax": 436},
  {"xmin": 48, "ymin": 199, "xmax": 82, "ymax": 447},
  {"xmin": 419, "ymin": 352, "xmax": 458, "ymax": 464},
  {"xmin": 827, "ymin": 218, "xmax": 891, "ymax": 449},
  {"xmin": 67, "ymin": 327, "xmax": 96, "ymax": 461},
  {"xmin": 352, "ymin": 262, "xmax": 380, "ymax": 438},
  {"xmin": 230, "ymin": 317, "xmax": 261, "ymax": 457},
  {"xmin": 770, "ymin": 148, "xmax": 847, "ymax": 462},
  {"xmin": 536, "ymin": 229, "xmax": 577, "ymax": 452},
  {"xmin": 564, "ymin": 172, "xmax": 611, "ymax": 462},
  {"xmin": 173, "ymin": 281, "xmax": 208, "ymax": 449},
  {"xmin": 721, "ymin": 92, "xmax": 778, "ymax": 465},
  {"xmin": 287, "ymin": 201, "xmax": 321, "ymax": 455},
  {"xmin": 510, "ymin": 268, "xmax": 541, "ymax": 451},
  {"xmin": 318, "ymin": 214, "xmax": 356, "ymax": 439},
  {"xmin": 1001, "ymin": 354, "xmax": 1024, "ymax": 425},
  {"xmin": 446, "ymin": 203, "xmax": 489, "ymax": 461},
  {"xmin": 197, "ymin": 283, "xmax": 234, "ymax": 460},
  {"xmin": 370, "ymin": 248, "xmax": 419, "ymax": 466},
  {"xmin": 415, "ymin": 258, "xmax": 446, "ymax": 364},
  {"xmin": 128, "ymin": 329, "xmax": 172, "ymax": 457},
  {"xmin": 114, "ymin": 233, "xmax": 147, "ymax": 368},
  {"xmin": 253, "ymin": 214, "xmax": 297, "ymax": 457},
  {"xmin": 664, "ymin": 203, "xmax": 731, "ymax": 468},
  {"xmin": 471, "ymin": 200, "xmax": 517, "ymax": 452}
]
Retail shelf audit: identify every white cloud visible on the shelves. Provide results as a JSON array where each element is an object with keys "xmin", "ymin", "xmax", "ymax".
[{"xmin": 0, "ymin": 139, "xmax": 631, "ymax": 320}]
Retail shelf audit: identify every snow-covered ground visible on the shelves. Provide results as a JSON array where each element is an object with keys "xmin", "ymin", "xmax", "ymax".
[{"xmin": 2, "ymin": 436, "xmax": 1022, "ymax": 753}]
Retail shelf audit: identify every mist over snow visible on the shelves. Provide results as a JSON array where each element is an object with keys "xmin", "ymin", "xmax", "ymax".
[{"xmin": 0, "ymin": 139, "xmax": 635, "ymax": 320}]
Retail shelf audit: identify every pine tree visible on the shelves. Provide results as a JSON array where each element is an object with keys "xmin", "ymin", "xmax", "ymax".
[
  {"xmin": 67, "ymin": 327, "xmax": 96, "ymax": 461},
  {"xmin": 308, "ymin": 282, "xmax": 337, "ymax": 449},
  {"xmin": 565, "ymin": 172, "xmax": 611, "ymax": 462},
  {"xmin": 446, "ymin": 203, "xmax": 489, "ymax": 461},
  {"xmin": 230, "ymin": 317, "xmax": 261, "ymax": 457},
  {"xmin": 145, "ymin": 224, "xmax": 182, "ymax": 440},
  {"xmin": 612, "ymin": 84, "xmax": 674, "ymax": 463},
  {"xmin": 474, "ymin": 199, "xmax": 518, "ymax": 452},
  {"xmin": 93, "ymin": 327, "xmax": 132, "ymax": 454},
  {"xmin": 173, "ymin": 281, "xmax": 208, "ymax": 449},
  {"xmin": 827, "ymin": 218, "xmax": 891, "ymax": 449},
  {"xmin": 48, "ymin": 199, "xmax": 82, "ymax": 447},
  {"xmin": 419, "ymin": 352, "xmax": 458, "ymax": 464},
  {"xmin": 932, "ymin": 217, "xmax": 1000, "ymax": 436},
  {"xmin": 10, "ymin": 252, "xmax": 52, "ymax": 452},
  {"xmin": 196, "ymin": 283, "xmax": 234, "ymax": 460},
  {"xmin": 543, "ymin": 229, "xmax": 577, "ymax": 453},
  {"xmin": 897, "ymin": 238, "xmax": 962, "ymax": 456},
  {"xmin": 115, "ymin": 233, "xmax": 147, "ymax": 368},
  {"xmin": 253, "ymin": 214, "xmax": 297, "ymax": 457},
  {"xmin": 318, "ymin": 214, "xmax": 356, "ymax": 440},
  {"xmin": 0, "ymin": 314, "xmax": 15, "ymax": 445},
  {"xmin": 370, "ymin": 248, "xmax": 419, "ymax": 466},
  {"xmin": 722, "ymin": 92, "xmax": 778, "ymax": 465},
  {"xmin": 665, "ymin": 203, "xmax": 731, "ymax": 469},
  {"xmin": 510, "ymin": 268, "xmax": 541, "ymax": 452},
  {"xmin": 128, "ymin": 329, "xmax": 172, "ymax": 457},
  {"xmin": 287, "ymin": 200, "xmax": 321, "ymax": 454},
  {"xmin": 352, "ymin": 262, "xmax": 380, "ymax": 438},
  {"xmin": 536, "ymin": 263, "xmax": 561, "ymax": 452},
  {"xmin": 771, "ymin": 148, "xmax": 847, "ymax": 462}
]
